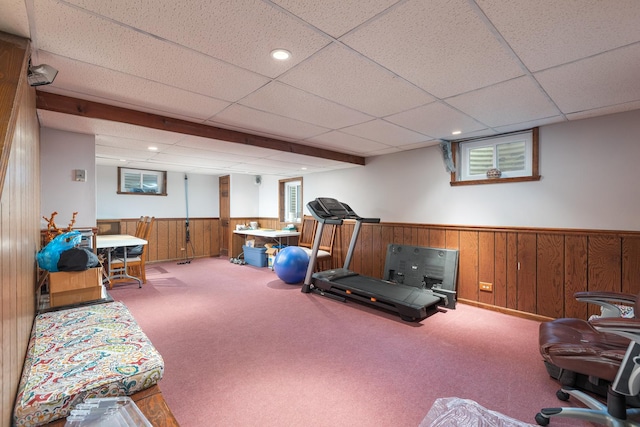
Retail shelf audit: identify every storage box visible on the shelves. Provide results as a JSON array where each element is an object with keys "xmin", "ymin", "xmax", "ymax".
[
  {"xmin": 49, "ymin": 267, "xmax": 103, "ymax": 292},
  {"xmin": 49, "ymin": 267, "xmax": 103, "ymax": 307},
  {"xmin": 50, "ymin": 286, "xmax": 103, "ymax": 307},
  {"xmin": 242, "ymin": 245, "xmax": 267, "ymax": 267}
]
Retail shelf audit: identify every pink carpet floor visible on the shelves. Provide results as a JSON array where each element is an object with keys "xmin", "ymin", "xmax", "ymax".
[{"xmin": 108, "ymin": 257, "xmax": 591, "ymax": 426}]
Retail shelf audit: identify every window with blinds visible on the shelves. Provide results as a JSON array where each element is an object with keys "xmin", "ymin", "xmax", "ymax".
[
  {"xmin": 457, "ymin": 130, "xmax": 536, "ymax": 183},
  {"xmin": 118, "ymin": 167, "xmax": 167, "ymax": 195},
  {"xmin": 279, "ymin": 177, "xmax": 303, "ymax": 223},
  {"xmin": 285, "ymin": 180, "xmax": 301, "ymax": 222}
]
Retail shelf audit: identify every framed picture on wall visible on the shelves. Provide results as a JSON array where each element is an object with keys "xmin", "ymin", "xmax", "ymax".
[{"xmin": 117, "ymin": 167, "xmax": 167, "ymax": 196}]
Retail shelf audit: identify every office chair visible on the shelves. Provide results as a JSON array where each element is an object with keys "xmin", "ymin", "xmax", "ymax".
[{"xmin": 536, "ymin": 291, "xmax": 640, "ymax": 426}]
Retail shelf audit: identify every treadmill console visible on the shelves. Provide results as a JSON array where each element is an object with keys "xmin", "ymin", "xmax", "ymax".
[{"xmin": 316, "ymin": 197, "xmax": 350, "ymax": 218}]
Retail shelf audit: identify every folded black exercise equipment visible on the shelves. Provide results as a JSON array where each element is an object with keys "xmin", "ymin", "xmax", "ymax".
[{"xmin": 301, "ymin": 197, "xmax": 458, "ymax": 322}]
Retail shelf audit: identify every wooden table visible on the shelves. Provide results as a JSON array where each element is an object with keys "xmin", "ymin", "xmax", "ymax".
[{"xmin": 45, "ymin": 384, "xmax": 179, "ymax": 426}]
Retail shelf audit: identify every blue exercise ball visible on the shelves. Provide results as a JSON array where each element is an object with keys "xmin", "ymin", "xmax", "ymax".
[{"xmin": 274, "ymin": 246, "xmax": 309, "ymax": 284}]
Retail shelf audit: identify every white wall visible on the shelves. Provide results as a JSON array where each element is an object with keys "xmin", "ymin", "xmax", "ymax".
[
  {"xmin": 96, "ymin": 166, "xmax": 218, "ymax": 218},
  {"xmin": 40, "ymin": 128, "xmax": 96, "ymax": 228},
  {"xmin": 257, "ymin": 175, "xmax": 280, "ymax": 218},
  {"xmin": 303, "ymin": 109, "xmax": 640, "ymax": 231},
  {"xmin": 42, "ymin": 109, "xmax": 640, "ymax": 231},
  {"xmin": 229, "ymin": 173, "xmax": 260, "ymax": 217}
]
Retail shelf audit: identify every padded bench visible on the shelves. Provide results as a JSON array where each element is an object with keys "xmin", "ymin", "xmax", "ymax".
[{"xmin": 13, "ymin": 301, "xmax": 165, "ymax": 426}]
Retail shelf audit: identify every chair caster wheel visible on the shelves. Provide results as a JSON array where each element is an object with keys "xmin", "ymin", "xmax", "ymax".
[
  {"xmin": 556, "ymin": 389, "xmax": 570, "ymax": 401},
  {"xmin": 535, "ymin": 413, "xmax": 550, "ymax": 426}
]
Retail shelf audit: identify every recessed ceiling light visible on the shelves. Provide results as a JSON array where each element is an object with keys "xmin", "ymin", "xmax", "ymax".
[
  {"xmin": 270, "ymin": 49, "xmax": 291, "ymax": 60},
  {"xmin": 148, "ymin": 146, "xmax": 158, "ymax": 151},
  {"xmin": 452, "ymin": 130, "xmax": 462, "ymax": 135}
]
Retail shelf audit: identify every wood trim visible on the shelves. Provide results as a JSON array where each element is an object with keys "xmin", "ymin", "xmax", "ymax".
[
  {"xmin": 458, "ymin": 299, "xmax": 554, "ymax": 323},
  {"xmin": 35, "ymin": 91, "xmax": 365, "ymax": 166},
  {"xmin": 0, "ymin": 32, "xmax": 30, "ymax": 199},
  {"xmin": 0, "ymin": 32, "xmax": 40, "ymax": 427},
  {"xmin": 450, "ymin": 175, "xmax": 541, "ymax": 186},
  {"xmin": 376, "ymin": 222, "xmax": 640, "ymax": 237}
]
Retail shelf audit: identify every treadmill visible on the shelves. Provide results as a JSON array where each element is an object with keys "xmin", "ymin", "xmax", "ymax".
[{"xmin": 301, "ymin": 197, "xmax": 453, "ymax": 322}]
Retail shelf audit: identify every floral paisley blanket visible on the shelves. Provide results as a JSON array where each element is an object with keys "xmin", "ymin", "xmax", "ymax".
[{"xmin": 13, "ymin": 301, "xmax": 164, "ymax": 426}]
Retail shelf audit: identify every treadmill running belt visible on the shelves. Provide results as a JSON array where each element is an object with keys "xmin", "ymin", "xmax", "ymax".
[{"xmin": 313, "ymin": 274, "xmax": 442, "ymax": 320}]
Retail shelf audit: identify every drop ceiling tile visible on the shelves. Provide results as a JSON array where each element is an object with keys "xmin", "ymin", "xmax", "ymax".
[
  {"xmin": 385, "ymin": 102, "xmax": 487, "ymax": 139},
  {"xmin": 265, "ymin": 152, "xmax": 352, "ymax": 168},
  {"xmin": 64, "ymin": 0, "xmax": 330, "ymax": 78},
  {"xmin": 128, "ymin": 161, "xmax": 200, "ymax": 173},
  {"xmin": 186, "ymin": 168, "xmax": 232, "ymax": 176},
  {"xmin": 492, "ymin": 116, "xmax": 565, "ymax": 134},
  {"xmin": 38, "ymin": 111, "xmax": 185, "ymax": 144},
  {"xmin": 209, "ymin": 104, "xmax": 329, "ymax": 141},
  {"xmin": 38, "ymin": 52, "xmax": 230, "ymax": 121},
  {"xmin": 33, "ymin": 1, "xmax": 270, "ymax": 101},
  {"xmin": 161, "ymin": 145, "xmax": 249, "ymax": 163},
  {"xmin": 341, "ymin": 0, "xmax": 524, "ymax": 98},
  {"xmin": 566, "ymin": 100, "xmax": 640, "ymax": 121},
  {"xmin": 272, "ymin": 0, "xmax": 399, "ymax": 38},
  {"xmin": 535, "ymin": 44, "xmax": 640, "ymax": 114},
  {"xmin": 0, "ymin": 0, "xmax": 30, "ymax": 38},
  {"xmin": 304, "ymin": 131, "xmax": 390, "ymax": 155},
  {"xmin": 340, "ymin": 119, "xmax": 429, "ymax": 146},
  {"xmin": 231, "ymin": 157, "xmax": 308, "ymax": 171},
  {"xmin": 96, "ymin": 158, "xmax": 129, "ymax": 167},
  {"xmin": 279, "ymin": 43, "xmax": 434, "ymax": 116},
  {"xmin": 151, "ymin": 153, "xmax": 242, "ymax": 168},
  {"xmin": 477, "ymin": 0, "xmax": 640, "ymax": 72},
  {"xmin": 42, "ymin": 85, "xmax": 222, "ymax": 125},
  {"xmin": 96, "ymin": 135, "xmax": 174, "ymax": 153},
  {"xmin": 176, "ymin": 135, "xmax": 280, "ymax": 158},
  {"xmin": 240, "ymin": 81, "xmax": 372, "ymax": 129},
  {"xmin": 95, "ymin": 145, "xmax": 157, "ymax": 161},
  {"xmin": 445, "ymin": 76, "xmax": 561, "ymax": 127}
]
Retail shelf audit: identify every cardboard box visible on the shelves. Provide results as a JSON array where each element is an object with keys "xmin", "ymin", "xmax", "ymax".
[
  {"xmin": 265, "ymin": 244, "xmax": 285, "ymax": 269},
  {"xmin": 50, "ymin": 286, "xmax": 103, "ymax": 307},
  {"xmin": 49, "ymin": 267, "xmax": 103, "ymax": 293}
]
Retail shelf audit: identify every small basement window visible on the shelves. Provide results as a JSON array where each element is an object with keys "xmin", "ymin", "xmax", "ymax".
[
  {"xmin": 279, "ymin": 177, "xmax": 302, "ymax": 223},
  {"xmin": 118, "ymin": 167, "xmax": 167, "ymax": 195},
  {"xmin": 451, "ymin": 128, "xmax": 540, "ymax": 185}
]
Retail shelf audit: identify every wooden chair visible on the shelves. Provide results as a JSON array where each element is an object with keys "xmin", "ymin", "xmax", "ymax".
[
  {"xmin": 313, "ymin": 223, "xmax": 336, "ymax": 271},
  {"xmin": 134, "ymin": 216, "xmax": 148, "ymax": 238},
  {"xmin": 110, "ymin": 216, "xmax": 155, "ymax": 287},
  {"xmin": 297, "ymin": 216, "xmax": 317, "ymax": 249},
  {"xmin": 299, "ymin": 222, "xmax": 336, "ymax": 271}
]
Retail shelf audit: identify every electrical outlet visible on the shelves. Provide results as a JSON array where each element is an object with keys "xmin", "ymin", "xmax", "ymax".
[{"xmin": 479, "ymin": 282, "xmax": 493, "ymax": 292}]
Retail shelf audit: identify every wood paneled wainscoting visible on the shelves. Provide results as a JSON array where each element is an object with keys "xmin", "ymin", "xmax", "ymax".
[
  {"xmin": 1, "ymin": 33, "xmax": 40, "ymax": 427},
  {"xmin": 309, "ymin": 221, "xmax": 640, "ymax": 322},
  {"xmin": 102, "ymin": 217, "xmax": 640, "ymax": 321},
  {"xmin": 99, "ymin": 218, "xmax": 220, "ymax": 262}
]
